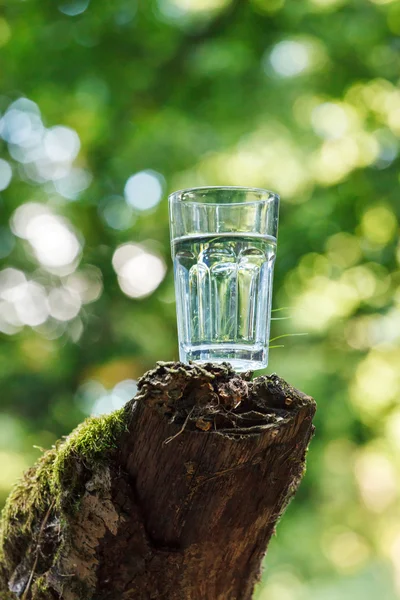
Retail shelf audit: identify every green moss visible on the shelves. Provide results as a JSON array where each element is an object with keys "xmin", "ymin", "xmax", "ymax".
[
  {"xmin": 50, "ymin": 407, "xmax": 127, "ymax": 505},
  {"xmin": 0, "ymin": 406, "xmax": 129, "ymax": 596},
  {"xmin": 31, "ymin": 574, "xmax": 50, "ymax": 599},
  {"xmin": 33, "ymin": 576, "xmax": 47, "ymax": 592},
  {"xmin": 0, "ymin": 449, "xmax": 56, "ymax": 571}
]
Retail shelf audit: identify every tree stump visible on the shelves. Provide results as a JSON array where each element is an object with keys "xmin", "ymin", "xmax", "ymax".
[{"xmin": 0, "ymin": 362, "xmax": 316, "ymax": 600}]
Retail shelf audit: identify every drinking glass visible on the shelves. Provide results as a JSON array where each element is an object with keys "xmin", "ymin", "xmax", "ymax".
[{"xmin": 169, "ymin": 186, "xmax": 279, "ymax": 371}]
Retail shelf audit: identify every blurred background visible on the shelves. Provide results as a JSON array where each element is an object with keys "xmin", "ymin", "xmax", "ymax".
[{"xmin": 0, "ymin": 0, "xmax": 399, "ymax": 597}]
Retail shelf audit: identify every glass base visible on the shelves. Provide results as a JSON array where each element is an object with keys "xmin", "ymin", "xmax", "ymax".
[{"xmin": 180, "ymin": 343, "xmax": 268, "ymax": 372}]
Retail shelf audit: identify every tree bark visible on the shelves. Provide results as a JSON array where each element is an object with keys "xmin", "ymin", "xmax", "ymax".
[{"xmin": 0, "ymin": 362, "xmax": 316, "ymax": 600}]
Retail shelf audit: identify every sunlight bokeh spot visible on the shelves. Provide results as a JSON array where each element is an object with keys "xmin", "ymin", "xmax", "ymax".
[
  {"xmin": 85, "ymin": 378, "xmax": 138, "ymax": 416},
  {"xmin": 158, "ymin": 0, "xmax": 230, "ymax": 18},
  {"xmin": 10, "ymin": 202, "xmax": 49, "ymax": 238},
  {"xmin": 34, "ymin": 319, "xmax": 66, "ymax": 341},
  {"xmin": 293, "ymin": 276, "xmax": 359, "ymax": 330},
  {"xmin": 11, "ymin": 204, "xmax": 81, "ymax": 271},
  {"xmin": 0, "ymin": 98, "xmax": 43, "ymax": 148},
  {"xmin": 360, "ymin": 205, "xmax": 397, "ymax": 246},
  {"xmin": 100, "ymin": 195, "xmax": 135, "ymax": 230},
  {"xmin": 76, "ymin": 380, "xmax": 107, "ymax": 414},
  {"xmin": 311, "ymin": 137, "xmax": 359, "ymax": 185},
  {"xmin": 353, "ymin": 132, "xmax": 380, "ymax": 167},
  {"xmin": 298, "ymin": 253, "xmax": 331, "ymax": 281},
  {"xmin": 14, "ymin": 281, "xmax": 49, "ymax": 327},
  {"xmin": 44, "ymin": 126, "xmax": 80, "ymax": 163},
  {"xmin": 26, "ymin": 214, "xmax": 81, "ymax": 269},
  {"xmin": 48, "ymin": 287, "xmax": 82, "ymax": 321},
  {"xmin": 112, "ymin": 379, "xmax": 138, "ymax": 407},
  {"xmin": 0, "ymin": 98, "xmax": 85, "ymax": 186},
  {"xmin": 385, "ymin": 410, "xmax": 400, "ymax": 453},
  {"xmin": 198, "ymin": 135, "xmax": 311, "ymax": 200},
  {"xmin": 257, "ymin": 571, "xmax": 304, "ymax": 600},
  {"xmin": 112, "ymin": 243, "xmax": 166, "ymax": 299},
  {"xmin": 0, "ymin": 302, "xmax": 22, "ymax": 328},
  {"xmin": 0, "ymin": 226, "xmax": 15, "ymax": 260},
  {"xmin": 269, "ymin": 40, "xmax": 310, "ymax": 77},
  {"xmin": 124, "ymin": 170, "xmax": 164, "ymax": 211},
  {"xmin": 345, "ymin": 315, "xmax": 378, "ymax": 350},
  {"xmin": 354, "ymin": 449, "xmax": 397, "ymax": 513},
  {"xmin": 341, "ymin": 266, "xmax": 378, "ymax": 300},
  {"xmin": 351, "ymin": 350, "xmax": 400, "ymax": 418},
  {"xmin": 32, "ymin": 159, "xmax": 71, "ymax": 183},
  {"xmin": 65, "ymin": 266, "xmax": 103, "ymax": 304},
  {"xmin": 323, "ymin": 529, "xmax": 370, "ymax": 572},
  {"xmin": 325, "ymin": 233, "xmax": 362, "ymax": 269},
  {"xmin": 59, "ymin": 0, "xmax": 90, "ymax": 16},
  {"xmin": 8, "ymin": 141, "xmax": 43, "ymax": 166},
  {"xmin": 54, "ymin": 168, "xmax": 92, "ymax": 200},
  {"xmin": 90, "ymin": 395, "xmax": 114, "ymax": 416},
  {"xmin": 0, "ymin": 159, "xmax": 12, "ymax": 191},
  {"xmin": 387, "ymin": 106, "xmax": 400, "ymax": 135},
  {"xmin": 373, "ymin": 128, "xmax": 398, "ymax": 168},
  {"xmin": 0, "ymin": 268, "xmax": 27, "ymax": 302},
  {"xmin": 311, "ymin": 102, "xmax": 350, "ymax": 140},
  {"xmin": 0, "ymin": 302, "xmax": 21, "ymax": 334}
]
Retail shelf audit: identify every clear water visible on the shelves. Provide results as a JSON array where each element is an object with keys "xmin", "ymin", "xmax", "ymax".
[{"xmin": 172, "ymin": 233, "xmax": 277, "ymax": 371}]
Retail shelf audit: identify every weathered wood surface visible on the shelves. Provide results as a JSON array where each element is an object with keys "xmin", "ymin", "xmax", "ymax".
[{"xmin": 0, "ymin": 362, "xmax": 316, "ymax": 600}]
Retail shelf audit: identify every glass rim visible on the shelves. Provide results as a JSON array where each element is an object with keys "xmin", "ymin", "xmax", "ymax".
[{"xmin": 168, "ymin": 186, "xmax": 279, "ymax": 206}]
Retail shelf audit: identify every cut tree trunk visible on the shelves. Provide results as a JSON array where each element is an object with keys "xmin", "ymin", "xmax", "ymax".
[{"xmin": 0, "ymin": 362, "xmax": 316, "ymax": 600}]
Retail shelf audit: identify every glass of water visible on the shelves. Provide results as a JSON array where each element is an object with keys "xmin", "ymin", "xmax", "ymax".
[{"xmin": 169, "ymin": 187, "xmax": 279, "ymax": 372}]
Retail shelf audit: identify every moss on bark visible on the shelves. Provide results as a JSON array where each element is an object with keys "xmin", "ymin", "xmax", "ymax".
[{"xmin": 0, "ymin": 409, "xmax": 127, "ymax": 598}]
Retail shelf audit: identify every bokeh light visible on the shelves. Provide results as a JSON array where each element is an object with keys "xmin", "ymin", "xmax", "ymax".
[
  {"xmin": 77, "ymin": 378, "xmax": 138, "ymax": 416},
  {"xmin": 26, "ymin": 215, "xmax": 81, "ymax": 269},
  {"xmin": 112, "ymin": 243, "xmax": 167, "ymax": 298},
  {"xmin": 158, "ymin": 0, "xmax": 231, "ymax": 20},
  {"xmin": 44, "ymin": 126, "xmax": 80, "ymax": 163},
  {"xmin": 59, "ymin": 0, "xmax": 90, "ymax": 16},
  {"xmin": 0, "ymin": 97, "xmax": 86, "ymax": 191},
  {"xmin": 100, "ymin": 195, "xmax": 135, "ymax": 230},
  {"xmin": 11, "ymin": 203, "xmax": 81, "ymax": 271},
  {"xmin": 323, "ymin": 529, "xmax": 370, "ymax": 573},
  {"xmin": 124, "ymin": 170, "xmax": 165, "ymax": 211},
  {"xmin": 0, "ymin": 227, "xmax": 15, "ymax": 259},
  {"xmin": 360, "ymin": 205, "xmax": 398, "ymax": 247},
  {"xmin": 54, "ymin": 168, "xmax": 92, "ymax": 200},
  {"xmin": 48, "ymin": 287, "xmax": 81, "ymax": 321},
  {"xmin": 269, "ymin": 40, "xmax": 311, "ymax": 77},
  {"xmin": 311, "ymin": 103, "xmax": 351, "ymax": 140},
  {"xmin": 0, "ymin": 98, "xmax": 43, "ymax": 148},
  {"xmin": 0, "ymin": 159, "xmax": 12, "ymax": 191},
  {"xmin": 65, "ymin": 266, "xmax": 103, "ymax": 304},
  {"xmin": 354, "ymin": 449, "xmax": 397, "ymax": 513}
]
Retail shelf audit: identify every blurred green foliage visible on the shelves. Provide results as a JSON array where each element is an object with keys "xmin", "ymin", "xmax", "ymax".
[{"xmin": 0, "ymin": 0, "xmax": 399, "ymax": 597}]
